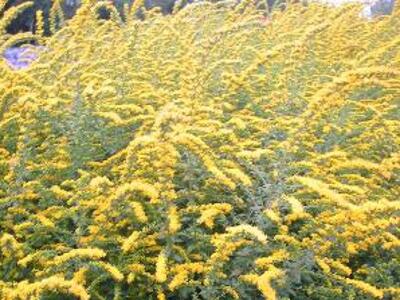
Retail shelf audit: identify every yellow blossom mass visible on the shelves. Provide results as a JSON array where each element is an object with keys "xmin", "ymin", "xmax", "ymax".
[{"xmin": 0, "ymin": 0, "xmax": 399, "ymax": 299}]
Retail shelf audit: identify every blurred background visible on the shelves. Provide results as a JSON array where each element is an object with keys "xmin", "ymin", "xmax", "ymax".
[{"xmin": 3, "ymin": 0, "xmax": 396, "ymax": 36}]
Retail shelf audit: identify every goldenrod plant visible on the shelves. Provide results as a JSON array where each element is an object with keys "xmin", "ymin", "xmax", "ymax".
[
  {"xmin": 0, "ymin": 1, "xmax": 36, "ymax": 51},
  {"xmin": 0, "ymin": 0, "xmax": 399, "ymax": 299}
]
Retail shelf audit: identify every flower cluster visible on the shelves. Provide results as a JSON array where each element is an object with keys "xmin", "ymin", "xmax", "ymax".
[{"xmin": 0, "ymin": 0, "xmax": 399, "ymax": 299}]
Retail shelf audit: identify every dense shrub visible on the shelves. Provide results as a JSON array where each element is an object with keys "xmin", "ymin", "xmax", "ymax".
[{"xmin": 0, "ymin": 1, "xmax": 399, "ymax": 299}]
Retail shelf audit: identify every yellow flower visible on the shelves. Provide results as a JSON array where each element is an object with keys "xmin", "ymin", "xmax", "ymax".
[
  {"xmin": 169, "ymin": 270, "xmax": 189, "ymax": 290},
  {"xmin": 36, "ymin": 214, "xmax": 55, "ymax": 228},
  {"xmin": 89, "ymin": 176, "xmax": 113, "ymax": 190},
  {"xmin": 121, "ymin": 231, "xmax": 141, "ymax": 253},
  {"xmin": 157, "ymin": 289, "xmax": 166, "ymax": 300},
  {"xmin": 264, "ymin": 209, "xmax": 281, "ymax": 223},
  {"xmin": 222, "ymin": 286, "xmax": 240, "ymax": 299},
  {"xmin": 209, "ymin": 235, "xmax": 251, "ymax": 264},
  {"xmin": 97, "ymin": 262, "xmax": 124, "ymax": 282},
  {"xmin": 155, "ymin": 250, "xmax": 168, "ymax": 283},
  {"xmin": 50, "ymin": 185, "xmax": 72, "ymax": 201},
  {"xmin": 169, "ymin": 263, "xmax": 206, "ymax": 290},
  {"xmin": 328, "ymin": 259, "xmax": 352, "ymax": 276},
  {"xmin": 18, "ymin": 253, "xmax": 37, "ymax": 267},
  {"xmin": 284, "ymin": 196, "xmax": 304, "ymax": 213},
  {"xmin": 0, "ymin": 233, "xmax": 23, "ymax": 258},
  {"xmin": 2, "ymin": 276, "xmax": 89, "ymax": 300},
  {"xmin": 1, "ymin": 1, "xmax": 399, "ymax": 299},
  {"xmin": 315, "ymin": 257, "xmax": 331, "ymax": 274},
  {"xmin": 255, "ymin": 250, "xmax": 289, "ymax": 269},
  {"xmin": 224, "ymin": 167, "xmax": 252, "ymax": 186},
  {"xmin": 168, "ymin": 206, "xmax": 181, "ymax": 234},
  {"xmin": 48, "ymin": 248, "xmax": 106, "ymax": 266},
  {"xmin": 115, "ymin": 181, "xmax": 159, "ymax": 203},
  {"xmin": 291, "ymin": 176, "xmax": 356, "ymax": 209},
  {"xmin": 198, "ymin": 208, "xmax": 222, "ymax": 228},
  {"xmin": 227, "ymin": 224, "xmax": 268, "ymax": 244},
  {"xmin": 131, "ymin": 202, "xmax": 148, "ymax": 223},
  {"xmin": 73, "ymin": 267, "xmax": 88, "ymax": 285},
  {"xmin": 345, "ymin": 278, "xmax": 384, "ymax": 299},
  {"xmin": 257, "ymin": 266, "xmax": 284, "ymax": 300}
]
